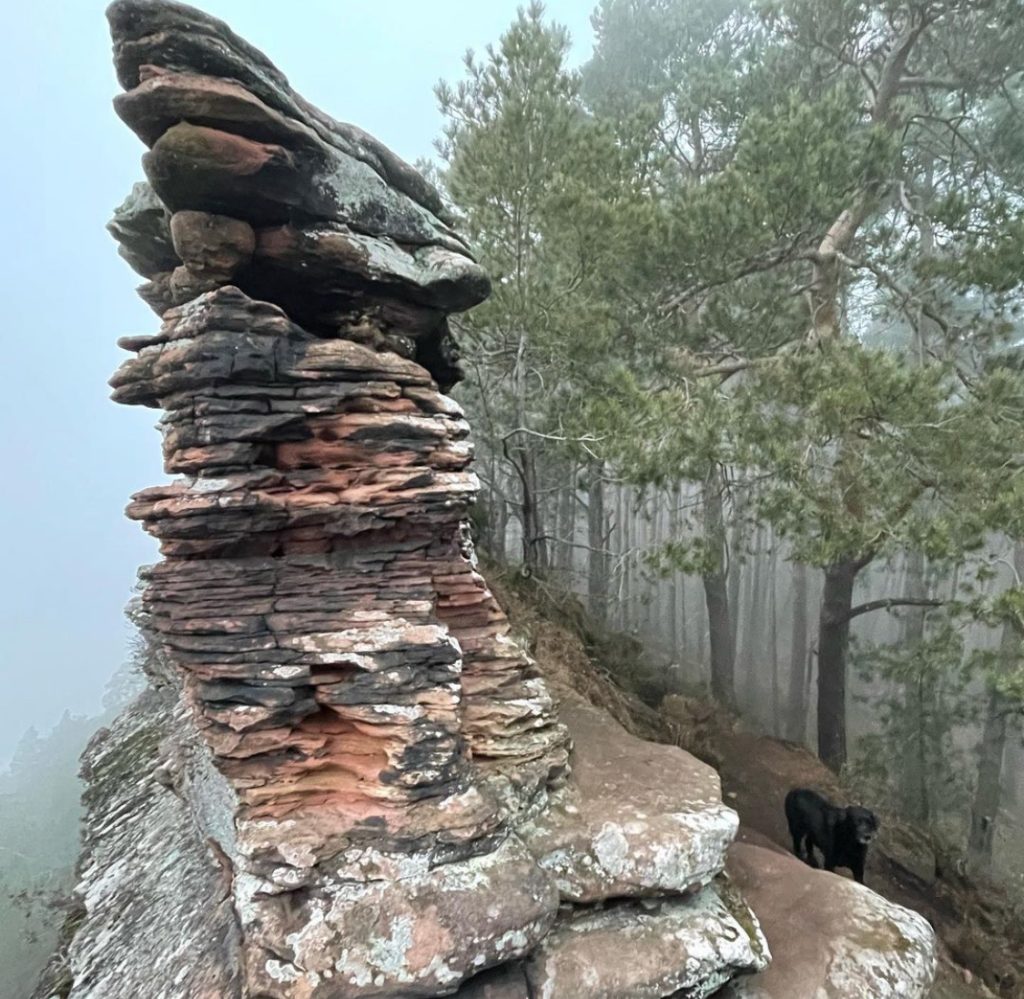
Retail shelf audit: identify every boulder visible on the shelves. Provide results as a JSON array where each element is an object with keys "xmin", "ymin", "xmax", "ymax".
[
  {"xmin": 719, "ymin": 842, "xmax": 938, "ymax": 998},
  {"xmin": 240, "ymin": 835, "xmax": 559, "ymax": 999},
  {"xmin": 522, "ymin": 696, "xmax": 738, "ymax": 902},
  {"xmin": 523, "ymin": 885, "xmax": 768, "ymax": 999}
]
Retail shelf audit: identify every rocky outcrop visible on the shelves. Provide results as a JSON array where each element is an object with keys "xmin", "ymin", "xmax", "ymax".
[
  {"xmin": 52, "ymin": 2, "xmax": 939, "ymax": 997},
  {"xmin": 64, "ymin": 687, "xmax": 244, "ymax": 998}
]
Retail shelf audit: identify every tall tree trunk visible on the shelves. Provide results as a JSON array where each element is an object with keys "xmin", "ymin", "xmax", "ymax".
[
  {"xmin": 618, "ymin": 485, "xmax": 634, "ymax": 632},
  {"xmin": 769, "ymin": 542, "xmax": 781, "ymax": 736},
  {"xmin": 740, "ymin": 523, "xmax": 765, "ymax": 712},
  {"xmin": 478, "ymin": 453, "xmax": 507, "ymax": 560},
  {"xmin": 509, "ymin": 329, "xmax": 547, "ymax": 577},
  {"xmin": 787, "ymin": 560, "xmax": 809, "ymax": 742},
  {"xmin": 555, "ymin": 462, "xmax": 576, "ymax": 579},
  {"xmin": 899, "ymin": 179, "xmax": 940, "ymax": 820},
  {"xmin": 900, "ymin": 550, "xmax": 931, "ymax": 823},
  {"xmin": 490, "ymin": 492, "xmax": 508, "ymax": 562},
  {"xmin": 967, "ymin": 545, "xmax": 1024, "ymax": 872},
  {"xmin": 668, "ymin": 486, "xmax": 681, "ymax": 653},
  {"xmin": 702, "ymin": 469, "xmax": 736, "ymax": 710},
  {"xmin": 728, "ymin": 486, "xmax": 743, "ymax": 649},
  {"xmin": 968, "ymin": 681, "xmax": 1009, "ymax": 874},
  {"xmin": 615, "ymin": 485, "xmax": 627, "ymax": 630},
  {"xmin": 587, "ymin": 463, "xmax": 609, "ymax": 622},
  {"xmin": 518, "ymin": 446, "xmax": 548, "ymax": 575},
  {"xmin": 817, "ymin": 559, "xmax": 862, "ymax": 771}
]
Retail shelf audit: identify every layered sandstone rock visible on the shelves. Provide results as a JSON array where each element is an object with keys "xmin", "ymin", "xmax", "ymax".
[{"xmin": 52, "ymin": 3, "xmax": 936, "ymax": 998}]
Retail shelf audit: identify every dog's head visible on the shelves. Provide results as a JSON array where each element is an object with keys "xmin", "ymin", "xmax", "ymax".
[{"xmin": 846, "ymin": 806, "xmax": 879, "ymax": 845}]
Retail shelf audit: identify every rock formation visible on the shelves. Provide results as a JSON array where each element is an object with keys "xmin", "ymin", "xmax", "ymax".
[
  {"xmin": 720, "ymin": 837, "xmax": 938, "ymax": 998},
  {"xmin": 49, "ymin": 2, "xmax": 939, "ymax": 997}
]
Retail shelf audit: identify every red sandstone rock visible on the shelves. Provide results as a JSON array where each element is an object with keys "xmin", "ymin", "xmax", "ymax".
[
  {"xmin": 719, "ymin": 842, "xmax": 937, "ymax": 998},
  {"xmin": 170, "ymin": 210, "xmax": 255, "ymax": 280},
  {"xmin": 103, "ymin": 4, "xmax": 571, "ymax": 987},
  {"xmin": 522, "ymin": 696, "xmax": 738, "ymax": 903}
]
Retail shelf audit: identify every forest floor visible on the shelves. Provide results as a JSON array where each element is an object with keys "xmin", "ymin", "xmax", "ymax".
[{"xmin": 491, "ymin": 565, "xmax": 1024, "ymax": 999}]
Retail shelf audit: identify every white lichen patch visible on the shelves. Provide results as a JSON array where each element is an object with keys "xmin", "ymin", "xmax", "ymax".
[
  {"xmin": 366, "ymin": 915, "xmax": 416, "ymax": 975},
  {"xmin": 593, "ymin": 823, "xmax": 631, "ymax": 877},
  {"xmin": 265, "ymin": 958, "xmax": 301, "ymax": 984},
  {"xmin": 824, "ymin": 883, "xmax": 938, "ymax": 998},
  {"xmin": 528, "ymin": 885, "xmax": 767, "ymax": 999}
]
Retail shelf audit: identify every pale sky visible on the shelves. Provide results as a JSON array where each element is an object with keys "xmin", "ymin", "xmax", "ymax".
[{"xmin": 0, "ymin": 0, "xmax": 596, "ymax": 765}]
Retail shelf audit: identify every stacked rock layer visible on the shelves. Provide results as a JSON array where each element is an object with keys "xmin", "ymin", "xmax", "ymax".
[
  {"xmin": 79, "ymin": 2, "xmax": 877, "ymax": 997},
  {"xmin": 106, "ymin": 0, "xmax": 576, "ymax": 868}
]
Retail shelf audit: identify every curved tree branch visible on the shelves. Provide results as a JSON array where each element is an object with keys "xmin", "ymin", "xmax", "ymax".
[{"xmin": 843, "ymin": 596, "xmax": 944, "ymax": 623}]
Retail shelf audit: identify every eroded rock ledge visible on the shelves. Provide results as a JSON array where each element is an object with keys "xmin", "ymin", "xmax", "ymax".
[{"xmin": 54, "ymin": 2, "xmax": 937, "ymax": 997}]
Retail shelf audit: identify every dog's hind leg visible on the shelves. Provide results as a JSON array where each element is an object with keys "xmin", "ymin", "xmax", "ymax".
[
  {"xmin": 803, "ymin": 835, "xmax": 820, "ymax": 867},
  {"xmin": 790, "ymin": 829, "xmax": 804, "ymax": 860}
]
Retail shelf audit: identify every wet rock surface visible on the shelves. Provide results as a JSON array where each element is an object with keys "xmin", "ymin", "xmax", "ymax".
[{"xmin": 52, "ymin": 2, "xmax": 937, "ymax": 997}]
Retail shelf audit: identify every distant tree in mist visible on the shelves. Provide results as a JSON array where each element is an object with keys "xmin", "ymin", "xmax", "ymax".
[{"xmin": 0, "ymin": 610, "xmax": 148, "ymax": 999}]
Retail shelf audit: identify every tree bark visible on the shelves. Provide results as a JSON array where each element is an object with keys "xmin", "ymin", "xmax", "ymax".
[
  {"xmin": 967, "ymin": 545, "xmax": 1024, "ymax": 872},
  {"xmin": 900, "ymin": 550, "xmax": 931, "ymax": 823},
  {"xmin": 615, "ymin": 485, "xmax": 627, "ymax": 630},
  {"xmin": 740, "ymin": 522, "xmax": 764, "ymax": 710},
  {"xmin": 769, "ymin": 541, "xmax": 781, "ymax": 736},
  {"xmin": 702, "ymin": 469, "xmax": 736, "ymax": 709},
  {"xmin": 587, "ymin": 463, "xmax": 609, "ymax": 622},
  {"xmin": 489, "ymin": 492, "xmax": 508, "ymax": 562},
  {"xmin": 518, "ymin": 445, "xmax": 548, "ymax": 575},
  {"xmin": 967, "ymin": 680, "xmax": 1010, "ymax": 874},
  {"xmin": 728, "ymin": 488, "xmax": 743, "ymax": 648},
  {"xmin": 787, "ymin": 560, "xmax": 809, "ymax": 742},
  {"xmin": 817, "ymin": 559, "xmax": 862, "ymax": 771},
  {"xmin": 555, "ymin": 462, "xmax": 576, "ymax": 578},
  {"xmin": 668, "ymin": 487, "xmax": 680, "ymax": 653}
]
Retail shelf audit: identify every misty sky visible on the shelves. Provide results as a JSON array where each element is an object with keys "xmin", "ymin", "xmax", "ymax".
[{"xmin": 0, "ymin": 0, "xmax": 595, "ymax": 766}]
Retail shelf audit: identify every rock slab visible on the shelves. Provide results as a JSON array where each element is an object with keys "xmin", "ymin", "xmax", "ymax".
[
  {"xmin": 719, "ymin": 841, "xmax": 938, "ymax": 998},
  {"xmin": 522, "ymin": 696, "xmax": 738, "ymax": 903}
]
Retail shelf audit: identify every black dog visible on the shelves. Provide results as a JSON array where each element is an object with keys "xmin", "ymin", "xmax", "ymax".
[{"xmin": 784, "ymin": 787, "xmax": 879, "ymax": 884}]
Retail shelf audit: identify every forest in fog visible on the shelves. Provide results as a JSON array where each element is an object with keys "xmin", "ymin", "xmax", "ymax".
[
  {"xmin": 433, "ymin": 0, "xmax": 1024, "ymax": 897},
  {"xmin": 0, "ymin": 652, "xmax": 142, "ymax": 999}
]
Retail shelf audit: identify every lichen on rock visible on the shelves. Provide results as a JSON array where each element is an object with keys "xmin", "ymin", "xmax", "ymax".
[{"xmin": 719, "ymin": 841, "xmax": 939, "ymax": 999}]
